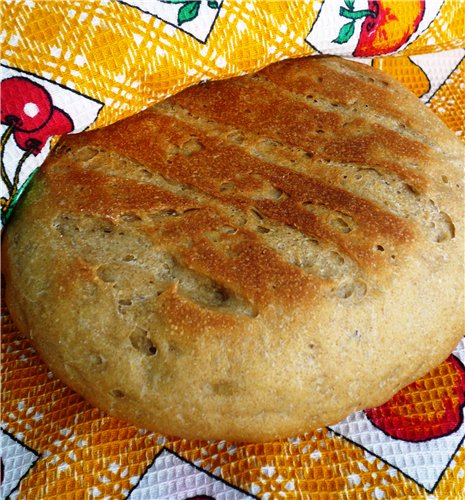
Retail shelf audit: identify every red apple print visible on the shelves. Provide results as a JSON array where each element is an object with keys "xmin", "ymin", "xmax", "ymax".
[
  {"xmin": 14, "ymin": 106, "xmax": 74, "ymax": 156},
  {"xmin": 335, "ymin": 0, "xmax": 425, "ymax": 57},
  {"xmin": 0, "ymin": 77, "xmax": 53, "ymax": 132},
  {"xmin": 365, "ymin": 355, "xmax": 465, "ymax": 442},
  {"xmin": 355, "ymin": 0, "xmax": 425, "ymax": 56}
]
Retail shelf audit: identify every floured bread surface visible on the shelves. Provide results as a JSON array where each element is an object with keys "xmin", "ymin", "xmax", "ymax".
[{"xmin": 3, "ymin": 56, "xmax": 464, "ymax": 441}]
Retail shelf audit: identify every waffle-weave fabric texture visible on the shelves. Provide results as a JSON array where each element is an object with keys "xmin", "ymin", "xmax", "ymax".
[{"xmin": 1, "ymin": 0, "xmax": 465, "ymax": 498}]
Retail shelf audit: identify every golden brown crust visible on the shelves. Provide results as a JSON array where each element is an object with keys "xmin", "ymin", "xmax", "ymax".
[{"xmin": 3, "ymin": 56, "xmax": 464, "ymax": 441}]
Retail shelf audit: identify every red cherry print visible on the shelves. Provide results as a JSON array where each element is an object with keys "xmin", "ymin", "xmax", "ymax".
[
  {"xmin": 1, "ymin": 77, "xmax": 53, "ymax": 132},
  {"xmin": 14, "ymin": 106, "xmax": 74, "ymax": 156},
  {"xmin": 365, "ymin": 355, "xmax": 465, "ymax": 442}
]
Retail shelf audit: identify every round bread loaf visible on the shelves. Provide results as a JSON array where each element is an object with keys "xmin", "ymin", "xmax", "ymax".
[{"xmin": 3, "ymin": 56, "xmax": 464, "ymax": 441}]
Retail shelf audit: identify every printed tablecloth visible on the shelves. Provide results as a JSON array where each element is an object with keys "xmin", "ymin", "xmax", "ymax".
[{"xmin": 1, "ymin": 0, "xmax": 464, "ymax": 498}]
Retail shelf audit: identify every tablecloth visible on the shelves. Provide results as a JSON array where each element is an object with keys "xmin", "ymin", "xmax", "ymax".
[{"xmin": 1, "ymin": 0, "xmax": 465, "ymax": 498}]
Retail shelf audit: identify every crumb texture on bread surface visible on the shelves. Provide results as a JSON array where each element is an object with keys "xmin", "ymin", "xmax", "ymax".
[{"xmin": 3, "ymin": 56, "xmax": 464, "ymax": 441}]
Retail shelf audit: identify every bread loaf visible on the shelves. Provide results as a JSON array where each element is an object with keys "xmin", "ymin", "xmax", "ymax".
[{"xmin": 3, "ymin": 56, "xmax": 464, "ymax": 441}]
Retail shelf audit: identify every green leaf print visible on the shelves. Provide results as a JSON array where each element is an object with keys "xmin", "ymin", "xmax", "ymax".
[
  {"xmin": 332, "ymin": 21, "xmax": 355, "ymax": 44},
  {"xmin": 344, "ymin": 0, "xmax": 355, "ymax": 10},
  {"xmin": 159, "ymin": 0, "xmax": 219, "ymax": 26},
  {"xmin": 159, "ymin": 0, "xmax": 192, "ymax": 4},
  {"xmin": 178, "ymin": 1, "xmax": 200, "ymax": 25}
]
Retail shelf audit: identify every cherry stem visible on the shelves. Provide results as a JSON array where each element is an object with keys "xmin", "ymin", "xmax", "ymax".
[
  {"xmin": 1, "ymin": 123, "xmax": 15, "ymax": 192},
  {"xmin": 1, "ymin": 148, "xmax": 34, "ymax": 217},
  {"xmin": 11, "ymin": 148, "xmax": 33, "ymax": 198},
  {"xmin": 340, "ymin": 7, "xmax": 376, "ymax": 20}
]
